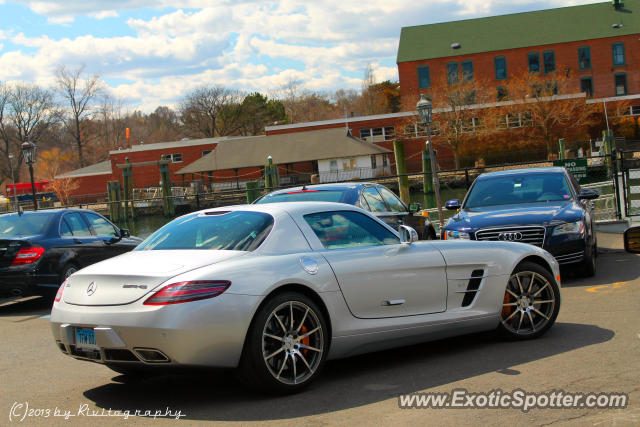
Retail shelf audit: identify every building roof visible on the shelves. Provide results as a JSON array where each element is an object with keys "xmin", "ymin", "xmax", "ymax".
[
  {"xmin": 55, "ymin": 160, "xmax": 113, "ymax": 179},
  {"xmin": 176, "ymin": 128, "xmax": 391, "ymax": 175},
  {"xmin": 397, "ymin": 1, "xmax": 639, "ymax": 63},
  {"xmin": 108, "ymin": 136, "xmax": 232, "ymax": 155},
  {"xmin": 266, "ymin": 112, "xmax": 416, "ymax": 132}
]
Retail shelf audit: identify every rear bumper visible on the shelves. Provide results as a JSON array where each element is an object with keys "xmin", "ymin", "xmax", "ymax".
[
  {"xmin": 0, "ymin": 271, "xmax": 60, "ymax": 297},
  {"xmin": 50, "ymin": 293, "xmax": 262, "ymax": 368}
]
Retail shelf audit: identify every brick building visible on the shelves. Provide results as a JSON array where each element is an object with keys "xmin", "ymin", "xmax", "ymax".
[{"xmin": 397, "ymin": 1, "xmax": 639, "ymax": 106}]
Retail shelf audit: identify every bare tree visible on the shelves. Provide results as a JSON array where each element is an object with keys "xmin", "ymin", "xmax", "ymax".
[
  {"xmin": 56, "ymin": 65, "xmax": 103, "ymax": 167},
  {"xmin": 0, "ymin": 83, "xmax": 59, "ymax": 182},
  {"xmin": 179, "ymin": 86, "xmax": 245, "ymax": 138}
]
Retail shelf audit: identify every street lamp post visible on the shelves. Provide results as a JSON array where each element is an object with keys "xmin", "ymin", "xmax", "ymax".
[
  {"xmin": 8, "ymin": 154, "xmax": 20, "ymax": 212},
  {"xmin": 416, "ymin": 95, "xmax": 444, "ymax": 232},
  {"xmin": 21, "ymin": 141, "xmax": 38, "ymax": 211}
]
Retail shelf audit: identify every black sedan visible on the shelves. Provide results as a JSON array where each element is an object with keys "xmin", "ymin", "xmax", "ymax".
[
  {"xmin": 0, "ymin": 209, "xmax": 141, "ymax": 297},
  {"xmin": 254, "ymin": 182, "xmax": 436, "ymax": 239},
  {"xmin": 442, "ymin": 167, "xmax": 599, "ymax": 276}
]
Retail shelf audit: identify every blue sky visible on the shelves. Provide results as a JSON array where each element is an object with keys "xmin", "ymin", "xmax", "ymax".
[{"xmin": 0, "ymin": 0, "xmax": 602, "ymax": 111}]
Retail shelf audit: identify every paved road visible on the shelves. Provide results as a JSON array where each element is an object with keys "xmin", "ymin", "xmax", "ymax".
[{"xmin": 1, "ymin": 233, "xmax": 638, "ymax": 426}]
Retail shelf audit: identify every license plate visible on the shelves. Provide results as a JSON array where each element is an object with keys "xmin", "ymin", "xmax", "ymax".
[{"xmin": 74, "ymin": 328, "xmax": 98, "ymax": 350}]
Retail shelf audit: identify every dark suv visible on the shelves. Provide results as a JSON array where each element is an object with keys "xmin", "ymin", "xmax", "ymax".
[
  {"xmin": 254, "ymin": 183, "xmax": 436, "ymax": 240},
  {"xmin": 442, "ymin": 167, "xmax": 599, "ymax": 276}
]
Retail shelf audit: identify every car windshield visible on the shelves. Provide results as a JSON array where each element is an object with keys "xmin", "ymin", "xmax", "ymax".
[
  {"xmin": 465, "ymin": 173, "xmax": 572, "ymax": 208},
  {"xmin": 255, "ymin": 190, "xmax": 347, "ymax": 204},
  {"xmin": 0, "ymin": 212, "xmax": 56, "ymax": 237},
  {"xmin": 135, "ymin": 211, "xmax": 274, "ymax": 251}
]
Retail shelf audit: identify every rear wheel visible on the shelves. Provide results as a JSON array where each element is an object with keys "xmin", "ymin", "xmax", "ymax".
[
  {"xmin": 60, "ymin": 264, "xmax": 78, "ymax": 283},
  {"xmin": 238, "ymin": 292, "xmax": 328, "ymax": 394},
  {"xmin": 498, "ymin": 262, "xmax": 560, "ymax": 340}
]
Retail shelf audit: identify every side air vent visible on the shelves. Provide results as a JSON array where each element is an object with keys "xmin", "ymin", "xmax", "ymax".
[{"xmin": 461, "ymin": 269, "xmax": 485, "ymax": 307}]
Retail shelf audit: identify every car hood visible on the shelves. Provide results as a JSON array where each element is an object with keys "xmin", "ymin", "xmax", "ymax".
[
  {"xmin": 62, "ymin": 250, "xmax": 248, "ymax": 306},
  {"xmin": 446, "ymin": 201, "xmax": 584, "ymax": 231}
]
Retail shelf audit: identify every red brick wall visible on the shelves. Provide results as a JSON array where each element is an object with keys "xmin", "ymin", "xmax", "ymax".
[{"xmin": 399, "ymin": 34, "xmax": 640, "ymax": 106}]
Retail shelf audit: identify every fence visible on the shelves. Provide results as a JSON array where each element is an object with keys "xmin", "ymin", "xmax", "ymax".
[{"xmin": 2, "ymin": 149, "xmax": 633, "ymax": 235}]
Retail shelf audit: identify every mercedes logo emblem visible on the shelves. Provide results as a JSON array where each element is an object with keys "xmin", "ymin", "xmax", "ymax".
[
  {"xmin": 498, "ymin": 232, "xmax": 523, "ymax": 241},
  {"xmin": 86, "ymin": 282, "xmax": 97, "ymax": 296}
]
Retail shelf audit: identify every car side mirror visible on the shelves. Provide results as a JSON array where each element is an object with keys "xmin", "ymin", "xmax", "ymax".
[
  {"xmin": 578, "ymin": 189, "xmax": 599, "ymax": 200},
  {"xmin": 399, "ymin": 225, "xmax": 419, "ymax": 244},
  {"xmin": 120, "ymin": 228, "xmax": 131, "ymax": 238},
  {"xmin": 624, "ymin": 226, "xmax": 640, "ymax": 253},
  {"xmin": 445, "ymin": 199, "xmax": 461, "ymax": 210},
  {"xmin": 408, "ymin": 202, "xmax": 421, "ymax": 213}
]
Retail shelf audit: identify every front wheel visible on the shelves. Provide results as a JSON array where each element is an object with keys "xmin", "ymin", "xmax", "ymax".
[
  {"xmin": 238, "ymin": 292, "xmax": 329, "ymax": 394},
  {"xmin": 497, "ymin": 262, "xmax": 560, "ymax": 340}
]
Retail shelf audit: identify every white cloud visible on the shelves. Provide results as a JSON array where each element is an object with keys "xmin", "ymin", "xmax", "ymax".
[{"xmin": 89, "ymin": 10, "xmax": 119, "ymax": 19}]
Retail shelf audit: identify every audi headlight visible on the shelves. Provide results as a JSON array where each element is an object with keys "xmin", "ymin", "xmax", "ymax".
[
  {"xmin": 552, "ymin": 220, "xmax": 584, "ymax": 236},
  {"xmin": 444, "ymin": 230, "xmax": 471, "ymax": 240}
]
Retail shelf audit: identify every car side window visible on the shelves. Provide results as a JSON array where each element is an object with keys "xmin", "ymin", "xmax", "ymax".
[
  {"xmin": 361, "ymin": 187, "xmax": 388, "ymax": 212},
  {"xmin": 304, "ymin": 211, "xmax": 399, "ymax": 250},
  {"xmin": 84, "ymin": 213, "xmax": 118, "ymax": 238},
  {"xmin": 377, "ymin": 186, "xmax": 407, "ymax": 213},
  {"xmin": 63, "ymin": 213, "xmax": 92, "ymax": 237},
  {"xmin": 60, "ymin": 219, "xmax": 73, "ymax": 237}
]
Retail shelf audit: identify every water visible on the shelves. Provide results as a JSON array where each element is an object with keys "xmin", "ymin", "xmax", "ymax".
[{"xmin": 118, "ymin": 215, "xmax": 173, "ymax": 239}]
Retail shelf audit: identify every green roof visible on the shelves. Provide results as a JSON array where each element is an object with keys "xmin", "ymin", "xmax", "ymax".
[{"xmin": 397, "ymin": 1, "xmax": 639, "ymax": 63}]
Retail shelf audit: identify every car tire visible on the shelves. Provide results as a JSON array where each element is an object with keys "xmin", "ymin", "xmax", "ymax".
[
  {"xmin": 423, "ymin": 226, "xmax": 436, "ymax": 240},
  {"xmin": 578, "ymin": 244, "xmax": 597, "ymax": 278},
  {"xmin": 60, "ymin": 264, "xmax": 78, "ymax": 283},
  {"xmin": 238, "ymin": 291, "xmax": 329, "ymax": 394},
  {"xmin": 497, "ymin": 261, "xmax": 560, "ymax": 340}
]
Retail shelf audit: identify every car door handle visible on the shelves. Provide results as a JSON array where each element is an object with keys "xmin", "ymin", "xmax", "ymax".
[
  {"xmin": 381, "ymin": 299, "xmax": 405, "ymax": 306},
  {"xmin": 73, "ymin": 239, "xmax": 83, "ymax": 244}
]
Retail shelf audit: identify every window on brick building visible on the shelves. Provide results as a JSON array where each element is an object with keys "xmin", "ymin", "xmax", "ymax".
[
  {"xmin": 461, "ymin": 61, "xmax": 474, "ymax": 82},
  {"xmin": 497, "ymin": 86, "xmax": 508, "ymax": 101},
  {"xmin": 494, "ymin": 56, "xmax": 507, "ymax": 80},
  {"xmin": 402, "ymin": 122, "xmax": 441, "ymax": 138},
  {"xmin": 168, "ymin": 153, "xmax": 183, "ymax": 163},
  {"xmin": 202, "ymin": 150, "xmax": 212, "ymax": 157},
  {"xmin": 417, "ymin": 66, "xmax": 431, "ymax": 89},
  {"xmin": 612, "ymin": 43, "xmax": 625, "ymax": 66},
  {"xmin": 580, "ymin": 77, "xmax": 593, "ymax": 98},
  {"xmin": 447, "ymin": 62, "xmax": 459, "ymax": 85},
  {"xmin": 543, "ymin": 50, "xmax": 555, "ymax": 74},
  {"xmin": 614, "ymin": 73, "xmax": 627, "ymax": 96},
  {"xmin": 578, "ymin": 46, "xmax": 591, "ymax": 70},
  {"xmin": 528, "ymin": 52, "xmax": 540, "ymax": 73},
  {"xmin": 359, "ymin": 126, "xmax": 396, "ymax": 142}
]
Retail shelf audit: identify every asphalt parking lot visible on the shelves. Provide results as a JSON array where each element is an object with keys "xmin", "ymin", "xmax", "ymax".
[{"xmin": 1, "ymin": 231, "xmax": 638, "ymax": 426}]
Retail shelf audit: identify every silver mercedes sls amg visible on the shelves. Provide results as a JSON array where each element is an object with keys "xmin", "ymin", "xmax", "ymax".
[{"xmin": 51, "ymin": 202, "xmax": 561, "ymax": 393}]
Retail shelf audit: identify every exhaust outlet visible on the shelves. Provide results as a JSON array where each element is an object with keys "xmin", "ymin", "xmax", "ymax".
[{"xmin": 133, "ymin": 348, "xmax": 170, "ymax": 363}]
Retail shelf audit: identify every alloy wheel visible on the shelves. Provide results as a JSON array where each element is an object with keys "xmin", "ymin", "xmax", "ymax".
[
  {"xmin": 261, "ymin": 301, "xmax": 324, "ymax": 385},
  {"xmin": 501, "ymin": 270, "xmax": 556, "ymax": 336}
]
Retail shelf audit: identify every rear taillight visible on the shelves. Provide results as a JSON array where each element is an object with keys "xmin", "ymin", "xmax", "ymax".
[
  {"xmin": 143, "ymin": 281, "xmax": 231, "ymax": 305},
  {"xmin": 11, "ymin": 246, "xmax": 45, "ymax": 266},
  {"xmin": 54, "ymin": 279, "xmax": 67, "ymax": 303}
]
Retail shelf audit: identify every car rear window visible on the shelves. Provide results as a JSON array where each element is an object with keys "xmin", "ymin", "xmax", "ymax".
[
  {"xmin": 0, "ymin": 212, "xmax": 56, "ymax": 237},
  {"xmin": 255, "ymin": 190, "xmax": 347, "ymax": 204},
  {"xmin": 135, "ymin": 211, "xmax": 274, "ymax": 251},
  {"xmin": 465, "ymin": 173, "xmax": 572, "ymax": 208}
]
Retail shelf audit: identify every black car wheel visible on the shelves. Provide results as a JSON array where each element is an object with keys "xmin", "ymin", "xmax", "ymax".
[
  {"xmin": 497, "ymin": 262, "xmax": 560, "ymax": 340},
  {"xmin": 238, "ymin": 292, "xmax": 329, "ymax": 394},
  {"xmin": 579, "ymin": 244, "xmax": 597, "ymax": 278},
  {"xmin": 60, "ymin": 264, "xmax": 78, "ymax": 283}
]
